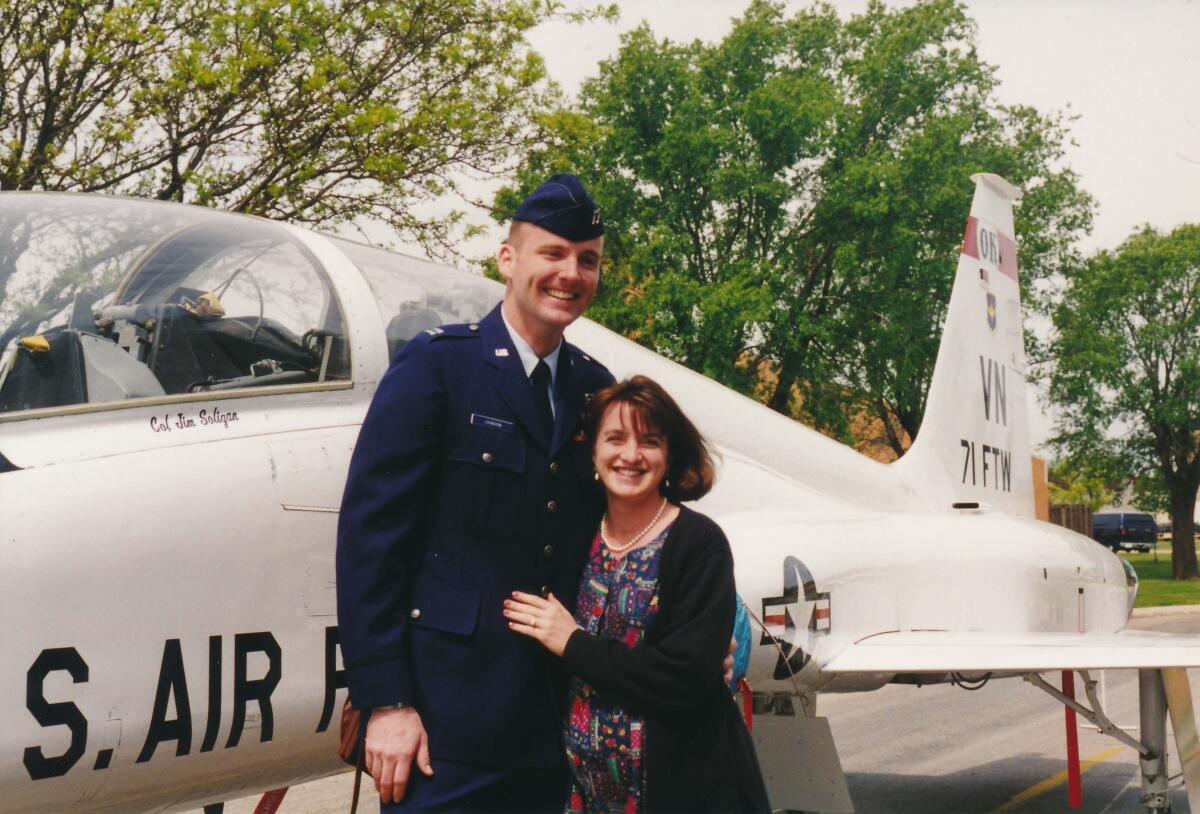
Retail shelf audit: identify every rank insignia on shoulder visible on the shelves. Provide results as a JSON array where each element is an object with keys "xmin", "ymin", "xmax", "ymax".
[
  {"xmin": 494, "ymin": 348, "xmax": 509, "ymax": 357},
  {"xmin": 425, "ymin": 327, "xmax": 444, "ymax": 336}
]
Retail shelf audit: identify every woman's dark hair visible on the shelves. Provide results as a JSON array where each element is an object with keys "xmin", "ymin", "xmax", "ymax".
[{"xmin": 582, "ymin": 375, "xmax": 715, "ymax": 502}]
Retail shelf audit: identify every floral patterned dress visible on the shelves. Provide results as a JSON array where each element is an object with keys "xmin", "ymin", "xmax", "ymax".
[{"xmin": 564, "ymin": 525, "xmax": 671, "ymax": 814}]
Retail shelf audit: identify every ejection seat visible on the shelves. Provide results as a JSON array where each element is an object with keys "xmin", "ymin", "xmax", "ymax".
[{"xmin": 0, "ymin": 328, "xmax": 165, "ymax": 412}]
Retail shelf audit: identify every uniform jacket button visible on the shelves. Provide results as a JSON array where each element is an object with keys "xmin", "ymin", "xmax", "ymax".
[
  {"xmin": 543, "ymin": 544, "xmax": 555, "ymax": 559},
  {"xmin": 540, "ymin": 585, "xmax": 549, "ymax": 597},
  {"xmin": 410, "ymin": 608, "xmax": 421, "ymax": 620},
  {"xmin": 481, "ymin": 451, "xmax": 493, "ymax": 464},
  {"xmin": 548, "ymin": 461, "xmax": 560, "ymax": 475},
  {"xmin": 546, "ymin": 500, "xmax": 557, "ymax": 514}
]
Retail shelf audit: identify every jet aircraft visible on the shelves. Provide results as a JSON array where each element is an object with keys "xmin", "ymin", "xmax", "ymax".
[{"xmin": 1, "ymin": 177, "xmax": 1199, "ymax": 813}]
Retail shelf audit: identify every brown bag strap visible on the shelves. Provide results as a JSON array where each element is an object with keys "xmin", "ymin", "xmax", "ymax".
[
  {"xmin": 349, "ymin": 757, "xmax": 363, "ymax": 814},
  {"xmin": 349, "ymin": 714, "xmax": 366, "ymax": 814}
]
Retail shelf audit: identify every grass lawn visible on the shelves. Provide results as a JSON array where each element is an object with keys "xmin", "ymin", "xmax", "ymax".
[{"xmin": 1125, "ymin": 545, "xmax": 1200, "ymax": 607}]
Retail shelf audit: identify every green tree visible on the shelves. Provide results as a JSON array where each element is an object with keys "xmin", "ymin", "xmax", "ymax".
[
  {"xmin": 1050, "ymin": 224, "xmax": 1200, "ymax": 579},
  {"xmin": 0, "ymin": 0, "xmax": 606, "ymax": 344},
  {"xmin": 493, "ymin": 0, "xmax": 1092, "ymax": 455},
  {"xmin": 1046, "ymin": 458, "xmax": 1117, "ymax": 513}
]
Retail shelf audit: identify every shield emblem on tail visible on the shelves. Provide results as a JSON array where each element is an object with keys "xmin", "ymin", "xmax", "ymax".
[{"xmin": 986, "ymin": 292, "xmax": 997, "ymax": 330}]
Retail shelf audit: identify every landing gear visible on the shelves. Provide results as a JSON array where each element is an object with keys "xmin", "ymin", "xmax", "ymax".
[
  {"xmin": 1026, "ymin": 668, "xmax": 1200, "ymax": 812},
  {"xmin": 1162, "ymin": 669, "xmax": 1200, "ymax": 812},
  {"xmin": 1139, "ymin": 670, "xmax": 1170, "ymax": 812}
]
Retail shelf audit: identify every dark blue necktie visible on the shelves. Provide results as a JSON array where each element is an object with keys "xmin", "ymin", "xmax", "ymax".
[{"xmin": 530, "ymin": 359, "xmax": 555, "ymax": 441}]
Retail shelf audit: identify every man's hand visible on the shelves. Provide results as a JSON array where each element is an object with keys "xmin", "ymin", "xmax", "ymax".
[
  {"xmin": 365, "ymin": 706, "xmax": 433, "ymax": 804},
  {"xmin": 723, "ymin": 635, "xmax": 737, "ymax": 686}
]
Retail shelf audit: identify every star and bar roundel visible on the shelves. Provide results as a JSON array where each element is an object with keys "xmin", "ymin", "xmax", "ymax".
[{"xmin": 760, "ymin": 556, "xmax": 830, "ymax": 680}]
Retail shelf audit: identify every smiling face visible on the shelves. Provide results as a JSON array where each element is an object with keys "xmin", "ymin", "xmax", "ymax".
[
  {"xmin": 592, "ymin": 401, "xmax": 669, "ymax": 506},
  {"xmin": 498, "ymin": 222, "xmax": 602, "ymax": 354}
]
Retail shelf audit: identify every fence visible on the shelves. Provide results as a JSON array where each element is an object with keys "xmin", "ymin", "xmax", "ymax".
[{"xmin": 1049, "ymin": 503, "xmax": 1092, "ymax": 538}]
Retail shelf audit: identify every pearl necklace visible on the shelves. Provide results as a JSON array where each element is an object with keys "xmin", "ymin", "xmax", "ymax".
[{"xmin": 601, "ymin": 497, "xmax": 668, "ymax": 554}]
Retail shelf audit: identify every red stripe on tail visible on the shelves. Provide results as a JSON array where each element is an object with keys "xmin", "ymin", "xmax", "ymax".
[
  {"xmin": 962, "ymin": 216, "xmax": 980, "ymax": 259},
  {"xmin": 997, "ymin": 231, "xmax": 1018, "ymax": 281}
]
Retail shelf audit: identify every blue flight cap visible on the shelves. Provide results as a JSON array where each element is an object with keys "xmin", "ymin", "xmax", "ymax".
[{"xmin": 513, "ymin": 173, "xmax": 603, "ymax": 241}]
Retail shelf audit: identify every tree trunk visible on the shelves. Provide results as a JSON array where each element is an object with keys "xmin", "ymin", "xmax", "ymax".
[
  {"xmin": 767, "ymin": 367, "xmax": 796, "ymax": 416},
  {"xmin": 1169, "ymin": 481, "xmax": 1200, "ymax": 580}
]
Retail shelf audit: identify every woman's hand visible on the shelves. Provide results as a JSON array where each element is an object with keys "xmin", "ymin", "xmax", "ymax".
[{"xmin": 504, "ymin": 591, "xmax": 578, "ymax": 656}]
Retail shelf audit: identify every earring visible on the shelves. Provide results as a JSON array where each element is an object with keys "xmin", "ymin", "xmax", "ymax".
[
  {"xmin": 665, "ymin": 478, "xmax": 671, "ymax": 489},
  {"xmin": 593, "ymin": 471, "xmax": 599, "ymax": 481}
]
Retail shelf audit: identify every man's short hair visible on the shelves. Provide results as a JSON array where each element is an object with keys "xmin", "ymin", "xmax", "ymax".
[{"xmin": 506, "ymin": 219, "xmax": 531, "ymax": 247}]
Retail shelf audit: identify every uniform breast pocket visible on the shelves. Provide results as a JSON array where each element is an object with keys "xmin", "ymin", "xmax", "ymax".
[{"xmin": 443, "ymin": 423, "xmax": 526, "ymax": 538}]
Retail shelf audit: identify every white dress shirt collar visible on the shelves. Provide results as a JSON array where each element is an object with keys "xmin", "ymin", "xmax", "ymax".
[{"xmin": 500, "ymin": 309, "xmax": 562, "ymax": 386}]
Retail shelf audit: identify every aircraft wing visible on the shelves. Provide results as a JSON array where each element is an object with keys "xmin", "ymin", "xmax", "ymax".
[{"xmin": 823, "ymin": 629, "xmax": 1200, "ymax": 673}]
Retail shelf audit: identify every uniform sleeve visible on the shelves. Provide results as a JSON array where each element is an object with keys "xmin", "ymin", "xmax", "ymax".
[
  {"xmin": 560, "ymin": 527, "xmax": 736, "ymax": 715},
  {"xmin": 336, "ymin": 338, "xmax": 445, "ymax": 709}
]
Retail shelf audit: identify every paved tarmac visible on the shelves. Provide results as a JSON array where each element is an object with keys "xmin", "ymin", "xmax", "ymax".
[{"xmin": 186, "ymin": 608, "xmax": 1200, "ymax": 814}]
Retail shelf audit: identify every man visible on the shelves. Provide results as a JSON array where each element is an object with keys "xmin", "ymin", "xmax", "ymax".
[{"xmin": 336, "ymin": 174, "xmax": 614, "ymax": 811}]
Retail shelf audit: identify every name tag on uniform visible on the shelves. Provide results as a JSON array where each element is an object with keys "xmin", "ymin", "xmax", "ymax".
[{"xmin": 470, "ymin": 413, "xmax": 513, "ymax": 433}]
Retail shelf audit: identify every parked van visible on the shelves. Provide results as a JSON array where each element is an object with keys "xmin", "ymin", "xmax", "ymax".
[{"xmin": 1092, "ymin": 512, "xmax": 1156, "ymax": 552}]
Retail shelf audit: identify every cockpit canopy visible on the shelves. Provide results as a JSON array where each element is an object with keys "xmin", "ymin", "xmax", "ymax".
[
  {"xmin": 329, "ymin": 238, "xmax": 500, "ymax": 362},
  {"xmin": 0, "ymin": 194, "xmax": 350, "ymax": 415},
  {"xmin": 0, "ymin": 193, "xmax": 504, "ymax": 418}
]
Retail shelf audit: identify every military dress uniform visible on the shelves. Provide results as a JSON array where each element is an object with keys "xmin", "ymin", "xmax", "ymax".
[{"xmin": 336, "ymin": 302, "xmax": 614, "ymax": 809}]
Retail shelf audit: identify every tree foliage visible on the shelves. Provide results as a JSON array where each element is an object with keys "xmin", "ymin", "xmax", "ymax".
[
  {"xmin": 1, "ymin": 0, "xmax": 571, "ymax": 241},
  {"xmin": 494, "ymin": 0, "xmax": 1092, "ymax": 456},
  {"xmin": 1050, "ymin": 224, "xmax": 1200, "ymax": 579},
  {"xmin": 1046, "ymin": 458, "xmax": 1117, "ymax": 513},
  {"xmin": 0, "ymin": 0, "xmax": 607, "ymax": 346},
  {"xmin": 0, "ymin": 0, "xmax": 570, "ymax": 234}
]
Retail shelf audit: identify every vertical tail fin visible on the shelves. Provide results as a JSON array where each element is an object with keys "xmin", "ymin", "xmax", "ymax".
[{"xmin": 894, "ymin": 173, "xmax": 1035, "ymax": 517}]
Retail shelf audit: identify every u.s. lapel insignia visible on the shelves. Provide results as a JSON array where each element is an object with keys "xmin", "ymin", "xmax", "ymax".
[{"xmin": 494, "ymin": 348, "xmax": 510, "ymax": 357}]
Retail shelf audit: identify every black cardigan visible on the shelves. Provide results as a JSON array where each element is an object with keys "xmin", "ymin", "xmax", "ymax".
[{"xmin": 562, "ymin": 506, "xmax": 770, "ymax": 813}]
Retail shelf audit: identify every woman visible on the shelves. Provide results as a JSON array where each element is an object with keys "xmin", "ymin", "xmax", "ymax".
[{"xmin": 504, "ymin": 375, "xmax": 769, "ymax": 813}]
